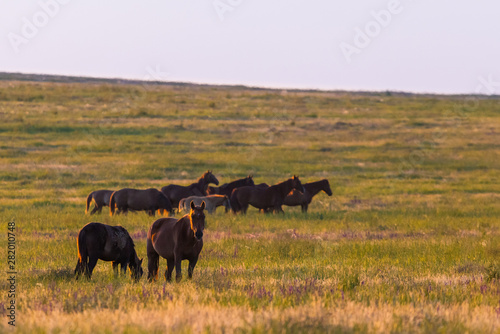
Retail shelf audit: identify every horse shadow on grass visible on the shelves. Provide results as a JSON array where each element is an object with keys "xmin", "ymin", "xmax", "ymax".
[{"xmin": 31, "ymin": 268, "xmax": 75, "ymax": 283}]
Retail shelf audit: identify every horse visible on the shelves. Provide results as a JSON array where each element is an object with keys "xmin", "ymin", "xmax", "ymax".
[
  {"xmin": 206, "ymin": 175, "xmax": 254, "ymax": 197},
  {"xmin": 179, "ymin": 194, "xmax": 230, "ymax": 214},
  {"xmin": 161, "ymin": 170, "xmax": 219, "ymax": 209},
  {"xmin": 147, "ymin": 201, "xmax": 206, "ymax": 282},
  {"xmin": 109, "ymin": 188, "xmax": 173, "ymax": 216},
  {"xmin": 74, "ymin": 222, "xmax": 143, "ymax": 280},
  {"xmin": 230, "ymin": 176, "xmax": 304, "ymax": 214},
  {"xmin": 86, "ymin": 190, "xmax": 114, "ymax": 215},
  {"xmin": 284, "ymin": 179, "xmax": 333, "ymax": 212}
]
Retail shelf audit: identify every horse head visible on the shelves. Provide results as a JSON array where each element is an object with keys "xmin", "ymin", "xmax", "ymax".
[
  {"xmin": 204, "ymin": 170, "xmax": 219, "ymax": 186},
  {"xmin": 322, "ymin": 179, "xmax": 333, "ymax": 196},
  {"xmin": 130, "ymin": 256, "xmax": 144, "ymax": 281},
  {"xmin": 190, "ymin": 201, "xmax": 206, "ymax": 241},
  {"xmin": 292, "ymin": 175, "xmax": 305, "ymax": 193},
  {"xmin": 245, "ymin": 175, "xmax": 255, "ymax": 186}
]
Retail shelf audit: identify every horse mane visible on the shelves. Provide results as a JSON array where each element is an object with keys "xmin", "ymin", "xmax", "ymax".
[
  {"xmin": 272, "ymin": 177, "xmax": 293, "ymax": 188},
  {"xmin": 269, "ymin": 177, "xmax": 298, "ymax": 197},
  {"xmin": 304, "ymin": 179, "xmax": 329, "ymax": 193},
  {"xmin": 224, "ymin": 177, "xmax": 250, "ymax": 189},
  {"xmin": 197, "ymin": 170, "xmax": 211, "ymax": 184}
]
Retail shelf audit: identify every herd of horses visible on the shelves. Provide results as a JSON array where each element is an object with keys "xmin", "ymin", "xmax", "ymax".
[{"xmin": 76, "ymin": 171, "xmax": 332, "ymax": 282}]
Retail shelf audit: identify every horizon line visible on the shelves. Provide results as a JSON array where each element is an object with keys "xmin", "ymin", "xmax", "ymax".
[{"xmin": 0, "ymin": 71, "xmax": 498, "ymax": 99}]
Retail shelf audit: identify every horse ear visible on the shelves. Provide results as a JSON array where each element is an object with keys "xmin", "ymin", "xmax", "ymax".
[
  {"xmin": 201, "ymin": 201, "xmax": 206, "ymax": 210},
  {"xmin": 190, "ymin": 200, "xmax": 195, "ymax": 210}
]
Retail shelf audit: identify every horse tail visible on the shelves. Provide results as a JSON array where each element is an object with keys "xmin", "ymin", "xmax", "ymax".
[
  {"xmin": 109, "ymin": 192, "xmax": 116, "ymax": 216},
  {"xmin": 230, "ymin": 189, "xmax": 240, "ymax": 214},
  {"xmin": 75, "ymin": 228, "xmax": 88, "ymax": 279},
  {"xmin": 85, "ymin": 192, "xmax": 93, "ymax": 214},
  {"xmin": 159, "ymin": 192, "xmax": 173, "ymax": 216}
]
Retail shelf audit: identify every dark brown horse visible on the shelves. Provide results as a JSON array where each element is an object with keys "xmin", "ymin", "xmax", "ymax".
[
  {"xmin": 161, "ymin": 171, "xmax": 219, "ymax": 209},
  {"xmin": 109, "ymin": 188, "xmax": 173, "ymax": 216},
  {"xmin": 206, "ymin": 175, "xmax": 254, "ymax": 197},
  {"xmin": 284, "ymin": 179, "xmax": 333, "ymax": 212},
  {"xmin": 74, "ymin": 222, "xmax": 143, "ymax": 280},
  {"xmin": 147, "ymin": 201, "xmax": 206, "ymax": 282},
  {"xmin": 86, "ymin": 190, "xmax": 114, "ymax": 215},
  {"xmin": 230, "ymin": 176, "xmax": 304, "ymax": 214}
]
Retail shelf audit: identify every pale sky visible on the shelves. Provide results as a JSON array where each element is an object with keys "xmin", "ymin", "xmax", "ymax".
[{"xmin": 1, "ymin": 1, "xmax": 499, "ymax": 94}]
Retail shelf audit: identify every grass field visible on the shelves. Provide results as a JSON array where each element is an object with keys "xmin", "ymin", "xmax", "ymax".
[{"xmin": 0, "ymin": 77, "xmax": 499, "ymax": 333}]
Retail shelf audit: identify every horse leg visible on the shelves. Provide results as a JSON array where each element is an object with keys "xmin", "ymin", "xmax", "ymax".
[
  {"xmin": 75, "ymin": 258, "xmax": 84, "ymax": 280},
  {"xmin": 188, "ymin": 257, "xmax": 198, "ymax": 279},
  {"xmin": 86, "ymin": 256, "xmax": 99, "ymax": 279},
  {"xmin": 241, "ymin": 203, "xmax": 249, "ymax": 214},
  {"xmin": 147, "ymin": 240, "xmax": 159, "ymax": 282},
  {"xmin": 112, "ymin": 261, "xmax": 119, "ymax": 277},
  {"xmin": 301, "ymin": 204, "xmax": 308, "ymax": 213},
  {"xmin": 120, "ymin": 261, "xmax": 128, "ymax": 276},
  {"xmin": 165, "ymin": 258, "xmax": 174, "ymax": 282},
  {"xmin": 174, "ymin": 253, "xmax": 183, "ymax": 282},
  {"xmin": 90, "ymin": 205, "xmax": 99, "ymax": 215}
]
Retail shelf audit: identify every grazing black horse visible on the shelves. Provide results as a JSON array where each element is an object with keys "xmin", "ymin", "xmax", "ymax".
[
  {"xmin": 230, "ymin": 176, "xmax": 304, "ymax": 214},
  {"xmin": 206, "ymin": 175, "xmax": 254, "ymax": 197},
  {"xmin": 284, "ymin": 179, "xmax": 333, "ymax": 212},
  {"xmin": 147, "ymin": 201, "xmax": 206, "ymax": 282},
  {"xmin": 74, "ymin": 222, "xmax": 143, "ymax": 280},
  {"xmin": 86, "ymin": 190, "xmax": 114, "ymax": 215},
  {"xmin": 161, "ymin": 170, "xmax": 219, "ymax": 210},
  {"xmin": 109, "ymin": 188, "xmax": 173, "ymax": 216}
]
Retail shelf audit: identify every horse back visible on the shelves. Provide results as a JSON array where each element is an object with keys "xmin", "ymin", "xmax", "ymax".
[
  {"xmin": 114, "ymin": 188, "xmax": 161, "ymax": 211},
  {"xmin": 94, "ymin": 190, "xmax": 114, "ymax": 205},
  {"xmin": 236, "ymin": 186, "xmax": 270, "ymax": 208},
  {"xmin": 100, "ymin": 225, "xmax": 134, "ymax": 261}
]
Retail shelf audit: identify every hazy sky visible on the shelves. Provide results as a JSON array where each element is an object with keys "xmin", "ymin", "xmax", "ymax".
[{"xmin": 1, "ymin": 1, "xmax": 499, "ymax": 94}]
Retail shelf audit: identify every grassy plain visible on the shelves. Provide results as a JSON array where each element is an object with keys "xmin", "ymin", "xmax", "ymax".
[{"xmin": 0, "ymin": 77, "xmax": 499, "ymax": 333}]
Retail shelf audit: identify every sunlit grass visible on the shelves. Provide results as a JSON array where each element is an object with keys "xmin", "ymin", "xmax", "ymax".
[{"xmin": 0, "ymin": 79, "xmax": 499, "ymax": 332}]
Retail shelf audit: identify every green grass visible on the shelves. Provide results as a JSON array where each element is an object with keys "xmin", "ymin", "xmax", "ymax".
[{"xmin": 0, "ymin": 79, "xmax": 499, "ymax": 333}]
